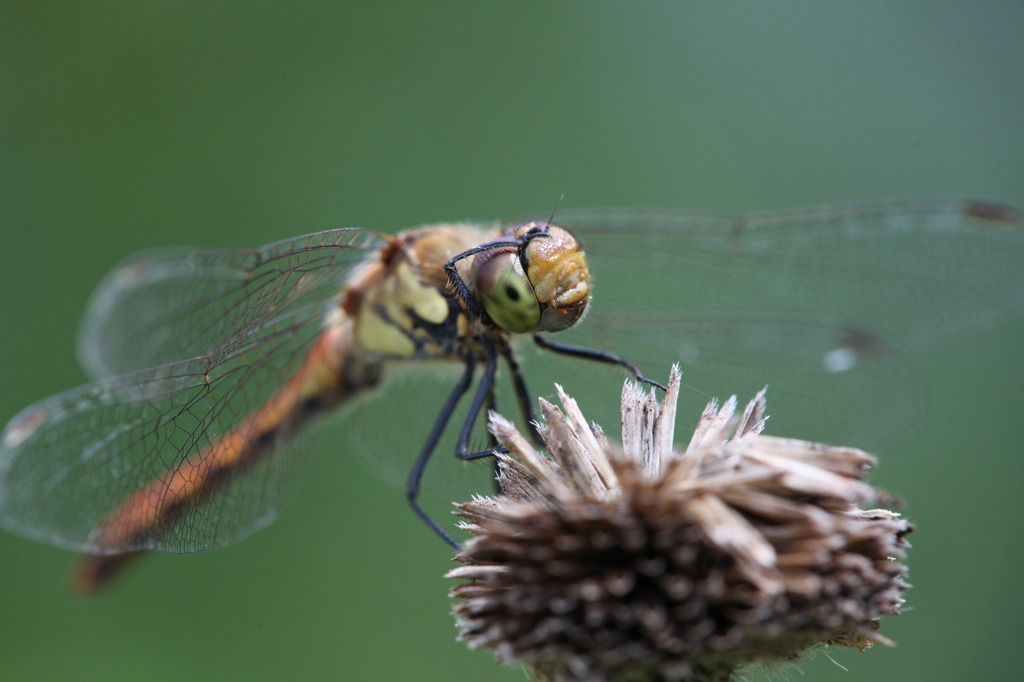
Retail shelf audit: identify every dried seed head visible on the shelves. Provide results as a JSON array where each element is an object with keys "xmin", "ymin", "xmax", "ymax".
[{"xmin": 447, "ymin": 366, "xmax": 912, "ymax": 682}]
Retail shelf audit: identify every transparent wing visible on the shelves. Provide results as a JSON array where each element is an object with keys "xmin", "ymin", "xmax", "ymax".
[
  {"xmin": 77, "ymin": 228, "xmax": 380, "ymax": 379},
  {"xmin": 0, "ymin": 230, "xmax": 382, "ymax": 553},
  {"xmin": 518, "ymin": 198, "xmax": 1022, "ymax": 447}
]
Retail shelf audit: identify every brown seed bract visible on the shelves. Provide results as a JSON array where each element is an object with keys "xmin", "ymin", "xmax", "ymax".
[{"xmin": 448, "ymin": 366, "xmax": 912, "ymax": 682}]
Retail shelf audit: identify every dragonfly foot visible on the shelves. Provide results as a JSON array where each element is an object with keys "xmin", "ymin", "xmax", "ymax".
[{"xmin": 635, "ymin": 373, "xmax": 668, "ymax": 392}]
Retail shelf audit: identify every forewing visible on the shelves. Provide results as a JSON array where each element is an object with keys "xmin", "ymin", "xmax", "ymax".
[
  {"xmin": 77, "ymin": 228, "xmax": 381, "ymax": 379},
  {"xmin": 1, "ymin": 231, "xmax": 381, "ymax": 553},
  {"xmin": 522, "ymin": 198, "xmax": 1022, "ymax": 447}
]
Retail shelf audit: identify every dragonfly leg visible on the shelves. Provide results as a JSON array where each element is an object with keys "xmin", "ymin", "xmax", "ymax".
[
  {"xmin": 483, "ymin": 372, "xmax": 502, "ymax": 494},
  {"xmin": 444, "ymin": 240, "xmax": 521, "ymax": 319},
  {"xmin": 454, "ymin": 346, "xmax": 498, "ymax": 457},
  {"xmin": 452, "ymin": 348, "xmax": 507, "ymax": 474},
  {"xmin": 406, "ymin": 357, "xmax": 477, "ymax": 550},
  {"xmin": 444, "ymin": 232, "xmax": 551, "ymax": 320},
  {"xmin": 532, "ymin": 334, "xmax": 667, "ymax": 391},
  {"xmin": 499, "ymin": 344, "xmax": 543, "ymax": 446}
]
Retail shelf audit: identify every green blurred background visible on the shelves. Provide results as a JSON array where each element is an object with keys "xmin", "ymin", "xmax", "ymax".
[{"xmin": 1, "ymin": 2, "xmax": 1022, "ymax": 680}]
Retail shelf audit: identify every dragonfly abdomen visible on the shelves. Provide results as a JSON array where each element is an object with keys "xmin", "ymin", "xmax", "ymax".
[{"xmin": 73, "ymin": 322, "xmax": 381, "ymax": 593}]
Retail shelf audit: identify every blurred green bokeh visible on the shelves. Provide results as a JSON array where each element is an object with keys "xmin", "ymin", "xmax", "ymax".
[{"xmin": 1, "ymin": 3, "xmax": 1022, "ymax": 681}]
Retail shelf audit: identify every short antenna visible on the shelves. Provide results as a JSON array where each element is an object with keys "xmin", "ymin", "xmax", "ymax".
[{"xmin": 547, "ymin": 194, "xmax": 565, "ymax": 225}]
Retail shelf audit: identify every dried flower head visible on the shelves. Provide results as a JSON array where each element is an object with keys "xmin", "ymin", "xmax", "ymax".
[{"xmin": 447, "ymin": 366, "xmax": 912, "ymax": 682}]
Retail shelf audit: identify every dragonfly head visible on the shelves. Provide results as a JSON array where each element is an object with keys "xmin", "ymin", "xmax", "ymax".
[{"xmin": 474, "ymin": 222, "xmax": 590, "ymax": 334}]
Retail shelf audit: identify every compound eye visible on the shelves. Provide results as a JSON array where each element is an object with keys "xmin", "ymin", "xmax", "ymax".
[{"xmin": 474, "ymin": 251, "xmax": 541, "ymax": 333}]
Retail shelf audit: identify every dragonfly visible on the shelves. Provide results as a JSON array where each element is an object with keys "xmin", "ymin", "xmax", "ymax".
[{"xmin": 0, "ymin": 198, "xmax": 1020, "ymax": 593}]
